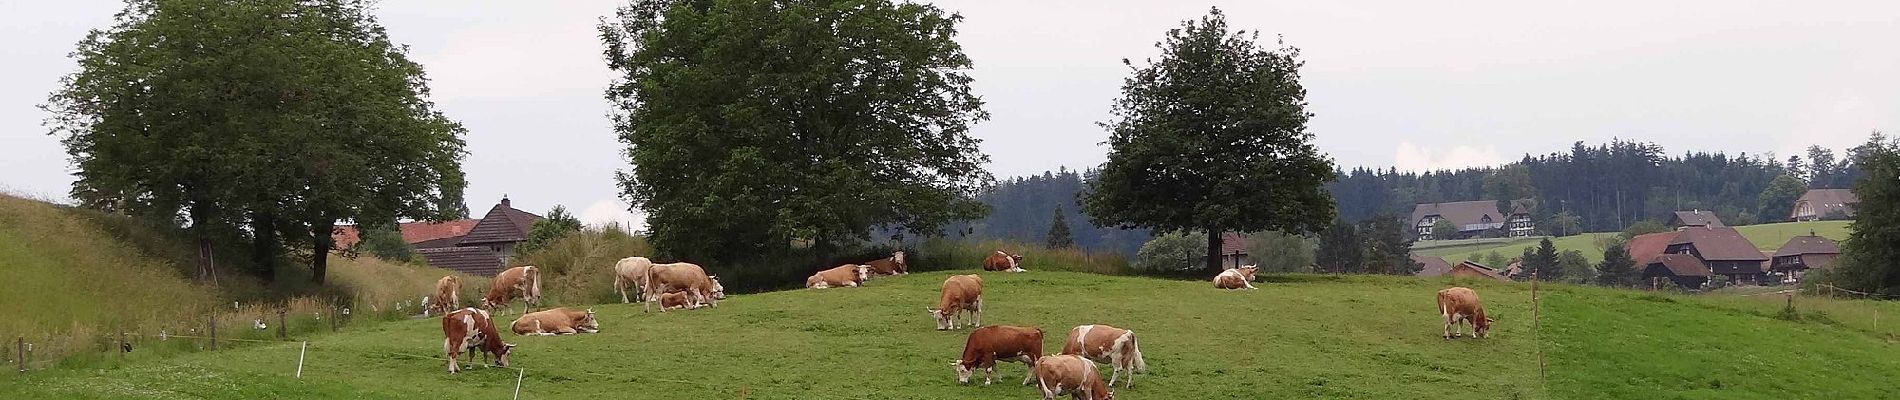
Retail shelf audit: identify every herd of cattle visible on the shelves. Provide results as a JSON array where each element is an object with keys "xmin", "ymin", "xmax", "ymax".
[{"xmin": 425, "ymin": 250, "xmax": 1496, "ymax": 399}]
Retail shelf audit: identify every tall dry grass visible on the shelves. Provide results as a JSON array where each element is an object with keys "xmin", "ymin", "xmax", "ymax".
[
  {"xmin": 515, "ymin": 225, "xmax": 653, "ymax": 305},
  {"xmin": 916, "ymin": 238, "xmax": 1130, "ymax": 275}
]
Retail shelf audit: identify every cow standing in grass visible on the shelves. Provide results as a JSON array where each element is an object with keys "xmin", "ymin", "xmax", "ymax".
[
  {"xmin": 1060, "ymin": 324, "xmax": 1147, "ymax": 388},
  {"xmin": 807, "ymin": 264, "xmax": 869, "ymax": 289},
  {"xmin": 1213, "ymin": 265, "xmax": 1258, "ymax": 290},
  {"xmin": 613, "ymin": 256, "xmax": 656, "ymax": 303},
  {"xmin": 1031, "ymin": 354, "xmax": 1114, "ymax": 400},
  {"xmin": 442, "ymin": 307, "xmax": 514, "ymax": 373},
  {"xmin": 983, "ymin": 250, "xmax": 1025, "ymax": 272},
  {"xmin": 484, "ymin": 266, "xmax": 542, "ymax": 315},
  {"xmin": 509, "ymin": 307, "xmax": 600, "ymax": 336},
  {"xmin": 930, "ymin": 274, "xmax": 983, "ymax": 330},
  {"xmin": 427, "ymin": 275, "xmax": 461, "ymax": 316},
  {"xmin": 1437, "ymin": 287, "xmax": 1493, "ymax": 339},
  {"xmin": 643, "ymin": 262, "xmax": 723, "ymax": 312},
  {"xmin": 952, "ymin": 325, "xmax": 1043, "ymax": 385},
  {"xmin": 863, "ymin": 251, "xmax": 908, "ymax": 276}
]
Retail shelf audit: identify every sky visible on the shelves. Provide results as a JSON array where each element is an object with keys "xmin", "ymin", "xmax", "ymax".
[{"xmin": 3, "ymin": 1, "xmax": 1896, "ymax": 229}]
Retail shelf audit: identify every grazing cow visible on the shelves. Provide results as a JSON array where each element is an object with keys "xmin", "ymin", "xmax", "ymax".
[
  {"xmin": 929, "ymin": 274, "xmax": 983, "ymax": 330},
  {"xmin": 1437, "ymin": 287, "xmax": 1493, "ymax": 339},
  {"xmin": 807, "ymin": 264, "xmax": 870, "ymax": 289},
  {"xmin": 1032, "ymin": 354, "xmax": 1113, "ymax": 400},
  {"xmin": 983, "ymin": 250, "xmax": 1026, "ymax": 272},
  {"xmin": 1061, "ymin": 325, "xmax": 1147, "ymax": 388},
  {"xmin": 951, "ymin": 325, "xmax": 1043, "ymax": 385},
  {"xmin": 1213, "ymin": 265, "xmax": 1259, "ymax": 290},
  {"xmin": 509, "ymin": 307, "xmax": 600, "ymax": 336},
  {"xmin": 613, "ymin": 256, "xmax": 656, "ymax": 303},
  {"xmin": 863, "ymin": 251, "xmax": 909, "ymax": 276},
  {"xmin": 643, "ymin": 262, "xmax": 722, "ymax": 312},
  {"xmin": 483, "ymin": 266, "xmax": 542, "ymax": 314},
  {"xmin": 441, "ymin": 307, "xmax": 514, "ymax": 373},
  {"xmin": 427, "ymin": 275, "xmax": 461, "ymax": 316},
  {"xmin": 658, "ymin": 291, "xmax": 702, "ymax": 311}
]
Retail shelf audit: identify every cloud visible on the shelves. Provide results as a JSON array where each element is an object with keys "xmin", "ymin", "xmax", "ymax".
[
  {"xmin": 578, "ymin": 198, "xmax": 645, "ymax": 231},
  {"xmin": 1393, "ymin": 142, "xmax": 1507, "ymax": 172}
]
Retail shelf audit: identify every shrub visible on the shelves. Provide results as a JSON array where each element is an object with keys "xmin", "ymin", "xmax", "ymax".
[{"xmin": 1134, "ymin": 231, "xmax": 1207, "ymax": 273}]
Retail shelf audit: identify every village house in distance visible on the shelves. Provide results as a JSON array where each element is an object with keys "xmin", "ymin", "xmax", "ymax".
[
  {"xmin": 333, "ymin": 196, "xmax": 542, "ymax": 277},
  {"xmin": 1409, "ymin": 200, "xmax": 1536, "ymax": 240},
  {"xmin": 1790, "ymin": 188, "xmax": 1857, "ymax": 221}
]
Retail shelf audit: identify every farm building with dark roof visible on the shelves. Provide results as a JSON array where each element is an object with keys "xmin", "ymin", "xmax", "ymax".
[
  {"xmin": 1643, "ymin": 254, "xmax": 1713, "ymax": 290},
  {"xmin": 1665, "ymin": 227, "xmax": 1767, "ymax": 283},
  {"xmin": 1791, "ymin": 189, "xmax": 1857, "ymax": 221},
  {"xmin": 1771, "ymin": 234, "xmax": 1841, "ymax": 273},
  {"xmin": 1410, "ymin": 200, "xmax": 1536, "ymax": 240},
  {"xmin": 1667, "ymin": 210, "xmax": 1724, "ymax": 229}
]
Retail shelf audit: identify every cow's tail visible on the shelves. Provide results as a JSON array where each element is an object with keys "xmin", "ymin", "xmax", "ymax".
[
  {"xmin": 643, "ymin": 263, "xmax": 658, "ymax": 312},
  {"xmin": 1127, "ymin": 332, "xmax": 1146, "ymax": 372},
  {"xmin": 528, "ymin": 266, "xmax": 542, "ymax": 306}
]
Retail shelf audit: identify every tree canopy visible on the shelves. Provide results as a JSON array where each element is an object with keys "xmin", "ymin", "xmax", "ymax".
[
  {"xmin": 601, "ymin": 0, "xmax": 991, "ymax": 264},
  {"xmin": 1833, "ymin": 132, "xmax": 1900, "ymax": 295},
  {"xmin": 45, "ymin": 0, "xmax": 466, "ymax": 283},
  {"xmin": 1083, "ymin": 7, "xmax": 1336, "ymax": 273}
]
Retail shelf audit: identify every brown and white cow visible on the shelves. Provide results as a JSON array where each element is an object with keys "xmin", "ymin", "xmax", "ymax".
[
  {"xmin": 442, "ymin": 307, "xmax": 514, "ymax": 373},
  {"xmin": 1437, "ymin": 287, "xmax": 1493, "ymax": 339},
  {"xmin": 657, "ymin": 291, "xmax": 703, "ymax": 311},
  {"xmin": 863, "ymin": 251, "xmax": 908, "ymax": 276},
  {"xmin": 643, "ymin": 262, "xmax": 723, "ymax": 312},
  {"xmin": 983, "ymin": 250, "xmax": 1026, "ymax": 272},
  {"xmin": 613, "ymin": 256, "xmax": 655, "ymax": 303},
  {"xmin": 1213, "ymin": 265, "xmax": 1259, "ymax": 290},
  {"xmin": 509, "ymin": 307, "xmax": 600, "ymax": 336},
  {"xmin": 1032, "ymin": 354, "xmax": 1114, "ymax": 400},
  {"xmin": 1061, "ymin": 324, "xmax": 1147, "ymax": 388},
  {"xmin": 951, "ymin": 325, "xmax": 1043, "ymax": 385},
  {"xmin": 483, "ymin": 266, "xmax": 542, "ymax": 314},
  {"xmin": 427, "ymin": 275, "xmax": 461, "ymax": 316},
  {"xmin": 807, "ymin": 264, "xmax": 869, "ymax": 289},
  {"xmin": 929, "ymin": 274, "xmax": 983, "ymax": 330}
]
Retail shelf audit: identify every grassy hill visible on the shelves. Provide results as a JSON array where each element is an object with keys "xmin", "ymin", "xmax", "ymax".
[
  {"xmin": 3, "ymin": 270, "xmax": 1894, "ymax": 399},
  {"xmin": 1418, "ymin": 221, "xmax": 1853, "ymax": 266}
]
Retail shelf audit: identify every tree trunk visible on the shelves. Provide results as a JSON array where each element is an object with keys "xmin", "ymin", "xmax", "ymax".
[
  {"xmin": 310, "ymin": 218, "xmax": 334, "ymax": 284},
  {"xmin": 188, "ymin": 200, "xmax": 218, "ymax": 284},
  {"xmin": 251, "ymin": 211, "xmax": 278, "ymax": 282},
  {"xmin": 1205, "ymin": 227, "xmax": 1223, "ymax": 273}
]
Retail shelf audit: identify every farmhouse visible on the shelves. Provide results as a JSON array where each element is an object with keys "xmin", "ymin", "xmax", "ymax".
[
  {"xmin": 1790, "ymin": 189, "xmax": 1857, "ymax": 221},
  {"xmin": 1770, "ymin": 233, "xmax": 1841, "ymax": 275},
  {"xmin": 333, "ymin": 196, "xmax": 542, "ymax": 277},
  {"xmin": 1667, "ymin": 210, "xmax": 1724, "ymax": 229},
  {"xmin": 1664, "ymin": 227, "xmax": 1768, "ymax": 283},
  {"xmin": 1410, "ymin": 200, "xmax": 1536, "ymax": 240},
  {"xmin": 1643, "ymin": 254, "xmax": 1713, "ymax": 289},
  {"xmin": 1411, "ymin": 254, "xmax": 1453, "ymax": 277},
  {"xmin": 1625, "ymin": 231, "xmax": 1679, "ymax": 265}
]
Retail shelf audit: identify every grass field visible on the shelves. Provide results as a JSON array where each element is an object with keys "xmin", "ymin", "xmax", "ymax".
[
  {"xmin": 4, "ymin": 270, "xmax": 1895, "ymax": 399},
  {"xmin": 1418, "ymin": 221, "xmax": 1853, "ymax": 267}
]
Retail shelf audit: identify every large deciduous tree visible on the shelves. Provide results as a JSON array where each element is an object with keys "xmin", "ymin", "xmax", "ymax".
[
  {"xmin": 46, "ymin": 0, "xmax": 467, "ymax": 284},
  {"xmin": 1082, "ymin": 7, "xmax": 1336, "ymax": 273},
  {"xmin": 601, "ymin": 0, "xmax": 991, "ymax": 264},
  {"xmin": 1833, "ymin": 132, "xmax": 1900, "ymax": 295}
]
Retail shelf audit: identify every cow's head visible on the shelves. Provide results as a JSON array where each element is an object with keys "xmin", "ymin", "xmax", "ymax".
[
  {"xmin": 892, "ymin": 251, "xmax": 906, "ymax": 264},
  {"xmin": 578, "ymin": 309, "xmax": 600, "ymax": 333},
  {"xmin": 707, "ymin": 276, "xmax": 726, "ymax": 300},
  {"xmin": 495, "ymin": 343, "xmax": 517, "ymax": 367},
  {"xmin": 1474, "ymin": 316, "xmax": 1495, "ymax": 338},
  {"xmin": 1239, "ymin": 265, "xmax": 1259, "ymax": 280},
  {"xmin": 950, "ymin": 360, "xmax": 974, "ymax": 384},
  {"xmin": 853, "ymin": 265, "xmax": 870, "ymax": 282},
  {"xmin": 928, "ymin": 308, "xmax": 951, "ymax": 330}
]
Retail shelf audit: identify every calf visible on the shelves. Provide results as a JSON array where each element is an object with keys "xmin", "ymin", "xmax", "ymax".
[
  {"xmin": 483, "ymin": 266, "xmax": 542, "ymax": 315},
  {"xmin": 863, "ymin": 251, "xmax": 908, "ymax": 276},
  {"xmin": 1213, "ymin": 265, "xmax": 1259, "ymax": 290},
  {"xmin": 1032, "ymin": 354, "xmax": 1113, "ymax": 400},
  {"xmin": 658, "ymin": 291, "xmax": 702, "ymax": 311},
  {"xmin": 1060, "ymin": 324, "xmax": 1147, "ymax": 388},
  {"xmin": 613, "ymin": 256, "xmax": 655, "ymax": 303},
  {"xmin": 442, "ymin": 307, "xmax": 515, "ymax": 373},
  {"xmin": 983, "ymin": 250, "xmax": 1026, "ymax": 272},
  {"xmin": 1437, "ymin": 287, "xmax": 1493, "ymax": 338},
  {"xmin": 427, "ymin": 275, "xmax": 461, "ymax": 316},
  {"xmin": 643, "ymin": 262, "xmax": 722, "ymax": 312},
  {"xmin": 929, "ymin": 274, "xmax": 983, "ymax": 330},
  {"xmin": 807, "ymin": 264, "xmax": 869, "ymax": 289},
  {"xmin": 509, "ymin": 307, "xmax": 600, "ymax": 336},
  {"xmin": 952, "ymin": 325, "xmax": 1043, "ymax": 386}
]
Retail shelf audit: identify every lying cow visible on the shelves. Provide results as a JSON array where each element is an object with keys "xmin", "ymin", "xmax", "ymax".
[
  {"xmin": 643, "ymin": 262, "xmax": 723, "ymax": 312},
  {"xmin": 1437, "ymin": 287, "xmax": 1493, "ymax": 339},
  {"xmin": 929, "ymin": 274, "xmax": 983, "ymax": 330},
  {"xmin": 1061, "ymin": 324, "xmax": 1147, "ymax": 388},
  {"xmin": 613, "ymin": 256, "xmax": 654, "ymax": 303},
  {"xmin": 952, "ymin": 325, "xmax": 1043, "ymax": 385},
  {"xmin": 509, "ymin": 307, "xmax": 600, "ymax": 336},
  {"xmin": 427, "ymin": 275, "xmax": 461, "ymax": 317},
  {"xmin": 863, "ymin": 251, "xmax": 908, "ymax": 276},
  {"xmin": 442, "ymin": 307, "xmax": 515, "ymax": 373},
  {"xmin": 1032, "ymin": 354, "xmax": 1113, "ymax": 400},
  {"xmin": 807, "ymin": 264, "xmax": 869, "ymax": 289},
  {"xmin": 1213, "ymin": 265, "xmax": 1259, "ymax": 290},
  {"xmin": 657, "ymin": 291, "xmax": 704, "ymax": 311},
  {"xmin": 983, "ymin": 250, "xmax": 1026, "ymax": 272},
  {"xmin": 483, "ymin": 266, "xmax": 542, "ymax": 315}
]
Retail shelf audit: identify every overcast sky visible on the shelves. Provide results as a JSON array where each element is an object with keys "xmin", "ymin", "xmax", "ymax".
[{"xmin": 3, "ymin": 1, "xmax": 1896, "ymax": 229}]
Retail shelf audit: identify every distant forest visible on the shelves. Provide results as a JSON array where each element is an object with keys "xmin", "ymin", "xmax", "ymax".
[{"xmin": 963, "ymin": 138, "xmax": 1875, "ymax": 254}]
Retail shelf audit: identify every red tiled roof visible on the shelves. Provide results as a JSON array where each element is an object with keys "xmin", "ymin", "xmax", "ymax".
[
  {"xmin": 331, "ymin": 219, "xmax": 480, "ymax": 249},
  {"xmin": 1412, "ymin": 254, "xmax": 1453, "ymax": 277},
  {"xmin": 1625, "ymin": 231, "xmax": 1679, "ymax": 265}
]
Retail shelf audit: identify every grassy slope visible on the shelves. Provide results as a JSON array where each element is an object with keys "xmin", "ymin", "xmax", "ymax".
[
  {"xmin": 0, "ymin": 195, "xmax": 216, "ymax": 346},
  {"xmin": 1421, "ymin": 221, "xmax": 1853, "ymax": 265},
  {"xmin": 0, "ymin": 272, "xmax": 1546, "ymax": 399}
]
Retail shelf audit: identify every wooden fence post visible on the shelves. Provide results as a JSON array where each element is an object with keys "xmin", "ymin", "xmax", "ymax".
[
  {"xmin": 118, "ymin": 326, "xmax": 126, "ymax": 362},
  {"xmin": 278, "ymin": 309, "xmax": 288, "ymax": 340},
  {"xmin": 208, "ymin": 315, "xmax": 218, "ymax": 351},
  {"xmin": 16, "ymin": 337, "xmax": 24, "ymax": 373},
  {"xmin": 329, "ymin": 308, "xmax": 338, "ymax": 332},
  {"xmin": 1532, "ymin": 271, "xmax": 1544, "ymax": 384}
]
